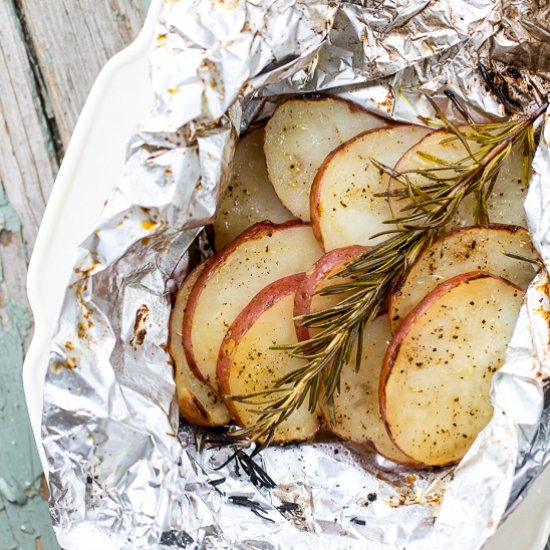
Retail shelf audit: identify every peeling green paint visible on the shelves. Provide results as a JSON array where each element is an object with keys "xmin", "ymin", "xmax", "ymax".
[
  {"xmin": 0, "ymin": 476, "xmax": 27, "ymax": 506},
  {"xmin": 0, "ymin": 298, "xmax": 59, "ymax": 549},
  {"xmin": 43, "ymin": 49, "xmax": 52, "ymax": 66},
  {"xmin": 139, "ymin": 0, "xmax": 152, "ymax": 17},
  {"xmin": 20, "ymin": 242, "xmax": 29, "ymax": 266},
  {"xmin": 0, "ymin": 184, "xmax": 21, "ymax": 233},
  {"xmin": 0, "ymin": 180, "xmax": 58, "ymax": 548}
]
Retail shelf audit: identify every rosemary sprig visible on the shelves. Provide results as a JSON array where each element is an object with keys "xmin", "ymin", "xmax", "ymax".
[{"xmin": 230, "ymin": 101, "xmax": 547, "ymax": 446}]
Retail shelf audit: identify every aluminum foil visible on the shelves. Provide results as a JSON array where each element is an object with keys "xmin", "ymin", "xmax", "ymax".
[{"xmin": 41, "ymin": 1, "xmax": 550, "ymax": 548}]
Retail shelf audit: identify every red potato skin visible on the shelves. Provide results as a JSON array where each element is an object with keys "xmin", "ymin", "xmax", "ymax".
[
  {"xmin": 309, "ymin": 162, "xmax": 326, "ymax": 249},
  {"xmin": 309, "ymin": 125, "xmax": 435, "ymax": 251},
  {"xmin": 268, "ymin": 96, "xmax": 387, "ymax": 233},
  {"xmin": 388, "ymin": 128, "xmax": 486, "ymax": 227},
  {"xmin": 293, "ymin": 249, "xmax": 425, "ymax": 466},
  {"xmin": 216, "ymin": 273, "xmax": 306, "ymax": 425},
  {"xmin": 387, "ymin": 223, "xmax": 530, "ymax": 331},
  {"xmin": 168, "ymin": 263, "xmax": 211, "ymax": 426},
  {"xmin": 293, "ymin": 245, "xmax": 368, "ymax": 341},
  {"xmin": 182, "ymin": 219, "xmax": 308, "ymax": 384},
  {"xmin": 309, "ymin": 130, "xmax": 375, "ymax": 249},
  {"xmin": 379, "ymin": 271, "xmax": 523, "ymax": 466},
  {"xmin": 177, "ymin": 391, "xmax": 215, "ymax": 426},
  {"xmin": 168, "ymin": 260, "xmax": 231, "ymax": 427}
]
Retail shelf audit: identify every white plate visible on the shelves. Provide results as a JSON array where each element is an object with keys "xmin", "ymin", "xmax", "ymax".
[
  {"xmin": 24, "ymin": 0, "xmax": 160, "ymax": 459},
  {"xmin": 22, "ymin": 1, "xmax": 550, "ymax": 548}
]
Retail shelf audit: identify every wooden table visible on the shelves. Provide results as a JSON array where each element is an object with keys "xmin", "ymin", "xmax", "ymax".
[{"xmin": 0, "ymin": 2, "xmax": 149, "ymax": 548}]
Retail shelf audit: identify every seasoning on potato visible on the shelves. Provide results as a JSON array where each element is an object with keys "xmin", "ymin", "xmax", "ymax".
[{"xmin": 169, "ymin": 95, "xmax": 539, "ymax": 471}]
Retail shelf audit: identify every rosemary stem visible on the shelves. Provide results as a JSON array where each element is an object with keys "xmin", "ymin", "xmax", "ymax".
[
  {"xmin": 449, "ymin": 102, "xmax": 547, "ymax": 195},
  {"xmin": 230, "ymin": 101, "xmax": 547, "ymax": 445}
]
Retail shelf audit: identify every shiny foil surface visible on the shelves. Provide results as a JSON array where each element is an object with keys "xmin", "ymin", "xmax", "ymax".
[{"xmin": 42, "ymin": 1, "xmax": 550, "ymax": 548}]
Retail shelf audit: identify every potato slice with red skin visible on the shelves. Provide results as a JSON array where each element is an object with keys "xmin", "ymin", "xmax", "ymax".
[
  {"xmin": 293, "ymin": 252, "xmax": 413, "ymax": 463},
  {"xmin": 218, "ymin": 274, "xmax": 320, "ymax": 443},
  {"xmin": 325, "ymin": 314, "xmax": 419, "ymax": 465},
  {"xmin": 183, "ymin": 221, "xmax": 323, "ymax": 390},
  {"xmin": 264, "ymin": 97, "xmax": 387, "ymax": 221},
  {"xmin": 310, "ymin": 125, "xmax": 432, "ymax": 251},
  {"xmin": 169, "ymin": 262, "xmax": 230, "ymax": 426},
  {"xmin": 294, "ymin": 245, "xmax": 368, "ymax": 341},
  {"xmin": 381, "ymin": 272, "xmax": 524, "ymax": 467},
  {"xmin": 214, "ymin": 128, "xmax": 294, "ymax": 251},
  {"xmin": 389, "ymin": 224, "xmax": 537, "ymax": 331},
  {"xmin": 389, "ymin": 129, "xmax": 528, "ymax": 228}
]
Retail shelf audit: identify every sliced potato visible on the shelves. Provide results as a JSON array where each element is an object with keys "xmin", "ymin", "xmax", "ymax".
[
  {"xmin": 310, "ymin": 125, "xmax": 432, "ymax": 251},
  {"xmin": 214, "ymin": 128, "xmax": 294, "ymax": 250},
  {"xmin": 294, "ymin": 245, "xmax": 368, "ymax": 341},
  {"xmin": 169, "ymin": 263, "xmax": 230, "ymax": 426},
  {"xmin": 390, "ymin": 224, "xmax": 537, "ymax": 331},
  {"xmin": 381, "ymin": 272, "xmax": 524, "ymax": 467},
  {"xmin": 218, "ymin": 274, "xmax": 320, "ymax": 443},
  {"xmin": 183, "ymin": 221, "xmax": 323, "ymax": 390},
  {"xmin": 326, "ymin": 314, "xmax": 418, "ymax": 465},
  {"xmin": 264, "ymin": 97, "xmax": 386, "ymax": 221},
  {"xmin": 389, "ymin": 129, "xmax": 528, "ymax": 228}
]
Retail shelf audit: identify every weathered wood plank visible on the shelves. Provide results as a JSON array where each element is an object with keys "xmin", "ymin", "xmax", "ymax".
[
  {"xmin": 0, "ymin": 2, "xmax": 62, "ymax": 546},
  {"xmin": 19, "ymin": 0, "xmax": 148, "ymax": 149},
  {"xmin": 0, "ymin": 0, "xmax": 59, "ymax": 252},
  {"xmin": 0, "ymin": 1, "xmax": 150, "ymax": 548}
]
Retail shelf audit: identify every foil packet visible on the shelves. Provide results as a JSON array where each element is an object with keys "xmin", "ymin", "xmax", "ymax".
[{"xmin": 42, "ymin": 1, "xmax": 550, "ymax": 548}]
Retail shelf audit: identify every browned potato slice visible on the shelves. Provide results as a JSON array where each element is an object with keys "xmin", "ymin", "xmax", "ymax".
[
  {"xmin": 381, "ymin": 272, "xmax": 524, "ymax": 467},
  {"xmin": 264, "ymin": 97, "xmax": 387, "ymax": 221},
  {"xmin": 169, "ymin": 263, "xmax": 230, "ymax": 426},
  {"xmin": 214, "ymin": 128, "xmax": 294, "ymax": 250},
  {"xmin": 218, "ymin": 274, "xmax": 320, "ymax": 443},
  {"xmin": 183, "ymin": 221, "xmax": 323, "ymax": 390},
  {"xmin": 325, "ymin": 314, "xmax": 418, "ymax": 465},
  {"xmin": 293, "ymin": 245, "xmax": 368, "ymax": 341},
  {"xmin": 389, "ymin": 224, "xmax": 537, "ymax": 331},
  {"xmin": 310, "ymin": 125, "xmax": 431, "ymax": 251},
  {"xmin": 389, "ymin": 129, "xmax": 528, "ymax": 228}
]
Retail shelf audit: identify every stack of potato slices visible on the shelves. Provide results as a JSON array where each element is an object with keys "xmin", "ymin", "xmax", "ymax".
[{"xmin": 169, "ymin": 96, "xmax": 537, "ymax": 468}]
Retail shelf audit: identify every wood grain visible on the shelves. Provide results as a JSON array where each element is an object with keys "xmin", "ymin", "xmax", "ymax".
[
  {"xmin": 19, "ymin": 0, "xmax": 147, "ymax": 149},
  {"xmin": 0, "ymin": 1, "xmax": 149, "ymax": 547},
  {"xmin": 0, "ymin": 0, "xmax": 58, "ymax": 251}
]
